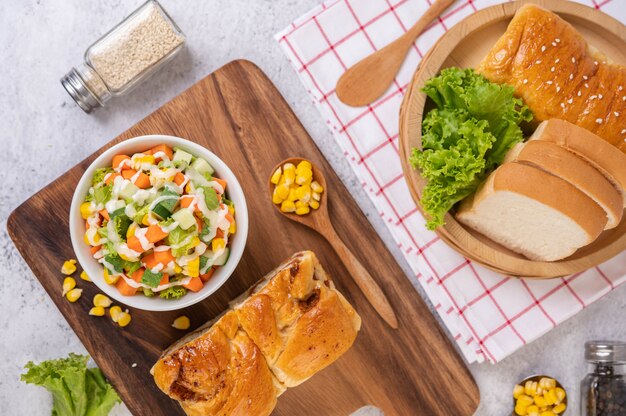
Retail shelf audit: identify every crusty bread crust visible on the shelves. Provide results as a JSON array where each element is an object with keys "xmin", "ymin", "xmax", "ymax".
[{"xmin": 505, "ymin": 140, "xmax": 623, "ymax": 228}]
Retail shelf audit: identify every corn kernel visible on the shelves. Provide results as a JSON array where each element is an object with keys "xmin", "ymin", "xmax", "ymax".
[
  {"xmin": 270, "ymin": 167, "xmax": 282, "ymax": 185},
  {"xmin": 296, "ymin": 168, "xmax": 313, "ymax": 185},
  {"xmin": 552, "ymin": 403, "xmax": 566, "ymax": 414},
  {"xmin": 62, "ymin": 277, "xmax": 76, "ymax": 296},
  {"xmin": 534, "ymin": 395, "xmax": 547, "ymax": 407},
  {"xmin": 555, "ymin": 387, "xmax": 566, "ymax": 401},
  {"xmin": 515, "ymin": 403, "xmax": 528, "ymax": 416},
  {"xmin": 296, "ymin": 205, "xmax": 310, "ymax": 216},
  {"xmin": 513, "ymin": 384, "xmax": 524, "ymax": 399},
  {"xmin": 142, "ymin": 214, "xmax": 150, "ymax": 226},
  {"xmin": 295, "ymin": 200, "xmax": 305, "ymax": 208},
  {"xmin": 79, "ymin": 271, "xmax": 91, "ymax": 282},
  {"xmin": 228, "ymin": 205, "xmax": 235, "ymax": 216},
  {"xmin": 61, "ymin": 260, "xmax": 77, "ymax": 275},
  {"xmin": 127, "ymin": 223, "xmax": 137, "ymax": 239},
  {"xmin": 172, "ymin": 316, "xmax": 191, "ymax": 330},
  {"xmin": 545, "ymin": 389, "xmax": 558, "ymax": 405},
  {"xmin": 66, "ymin": 288, "xmax": 82, "ymax": 302},
  {"xmin": 80, "ymin": 202, "xmax": 93, "ymax": 219},
  {"xmin": 312, "ymin": 191, "xmax": 321, "ymax": 201},
  {"xmin": 212, "ymin": 238, "xmax": 225, "ymax": 253},
  {"xmin": 310, "ymin": 199, "xmax": 320, "ymax": 210},
  {"xmin": 525, "ymin": 381, "xmax": 535, "ymax": 396},
  {"xmin": 275, "ymin": 184, "xmax": 290, "ymax": 200},
  {"xmin": 185, "ymin": 183, "xmax": 193, "ymax": 193},
  {"xmin": 296, "ymin": 160, "xmax": 312, "ymax": 172},
  {"xmin": 109, "ymin": 306, "xmax": 122, "ymax": 322},
  {"xmin": 137, "ymin": 155, "xmax": 155, "ymax": 165},
  {"xmin": 174, "ymin": 264, "xmax": 182, "ymax": 274},
  {"xmin": 272, "ymin": 189, "xmax": 284, "ymax": 204},
  {"xmin": 539, "ymin": 412, "xmax": 555, "ymax": 416},
  {"xmin": 295, "ymin": 185, "xmax": 310, "ymax": 200},
  {"xmin": 103, "ymin": 268, "xmax": 119, "ymax": 285},
  {"xmin": 191, "ymin": 237, "xmax": 201, "ymax": 248},
  {"xmin": 311, "ymin": 181, "xmax": 324, "ymax": 193},
  {"xmin": 518, "ymin": 395, "xmax": 534, "ymax": 407},
  {"xmin": 229, "ymin": 221, "xmax": 236, "ymax": 235},
  {"xmin": 117, "ymin": 311, "xmax": 131, "ymax": 327},
  {"xmin": 93, "ymin": 294, "xmax": 112, "ymax": 308},
  {"xmin": 527, "ymin": 405, "xmax": 539, "ymax": 414},
  {"xmin": 184, "ymin": 257, "xmax": 200, "ymax": 278},
  {"xmin": 287, "ymin": 188, "xmax": 298, "ymax": 202},
  {"xmin": 283, "ymin": 164, "xmax": 296, "ymax": 185},
  {"xmin": 280, "ymin": 200, "xmax": 296, "ymax": 213},
  {"xmin": 89, "ymin": 306, "xmax": 105, "ymax": 316}
]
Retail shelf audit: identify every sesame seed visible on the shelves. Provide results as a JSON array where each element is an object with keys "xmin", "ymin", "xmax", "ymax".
[
  {"xmin": 577, "ymin": 91, "xmax": 582, "ymax": 97},
  {"xmin": 614, "ymin": 112, "xmax": 620, "ymax": 117},
  {"xmin": 541, "ymin": 45, "xmax": 546, "ymax": 52},
  {"xmin": 131, "ymin": 363, "xmax": 137, "ymax": 368},
  {"xmin": 596, "ymin": 118, "xmax": 603, "ymax": 124},
  {"xmin": 590, "ymin": 95, "xmax": 597, "ymax": 100},
  {"xmin": 619, "ymin": 86, "xmax": 623, "ymax": 91},
  {"xmin": 523, "ymin": 79, "xmax": 528, "ymax": 84},
  {"xmin": 583, "ymin": 75, "xmax": 588, "ymax": 80},
  {"xmin": 555, "ymin": 38, "xmax": 560, "ymax": 43},
  {"xmin": 585, "ymin": 83, "xmax": 589, "ymax": 88},
  {"xmin": 569, "ymin": 74, "xmax": 574, "ymax": 80},
  {"xmin": 551, "ymin": 67, "xmax": 555, "ymax": 72},
  {"xmin": 567, "ymin": 98, "xmax": 573, "ymax": 104},
  {"xmin": 594, "ymin": 61, "xmax": 598, "ymax": 65},
  {"xmin": 623, "ymin": 96, "xmax": 626, "ymax": 101},
  {"xmin": 536, "ymin": 60, "xmax": 542, "ymax": 64},
  {"xmin": 560, "ymin": 103, "xmax": 565, "ymax": 108},
  {"xmin": 556, "ymin": 86, "xmax": 561, "ymax": 93},
  {"xmin": 621, "ymin": 129, "xmax": 626, "ymax": 134},
  {"xmin": 555, "ymin": 59, "xmax": 560, "ymax": 63},
  {"xmin": 552, "ymin": 42, "xmax": 557, "ymax": 46},
  {"xmin": 599, "ymin": 94, "xmax": 603, "ymax": 99},
  {"xmin": 547, "ymin": 81, "xmax": 553, "ymax": 85},
  {"xmin": 572, "ymin": 57, "xmax": 576, "ymax": 63}
]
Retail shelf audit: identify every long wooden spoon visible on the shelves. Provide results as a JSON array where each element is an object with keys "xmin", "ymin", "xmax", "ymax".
[
  {"xmin": 269, "ymin": 158, "xmax": 399, "ymax": 329},
  {"xmin": 336, "ymin": 0, "xmax": 455, "ymax": 107}
]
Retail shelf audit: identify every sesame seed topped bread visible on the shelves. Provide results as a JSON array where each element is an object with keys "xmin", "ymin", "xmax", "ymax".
[
  {"xmin": 477, "ymin": 4, "xmax": 626, "ymax": 153},
  {"xmin": 151, "ymin": 251, "xmax": 361, "ymax": 416},
  {"xmin": 504, "ymin": 140, "xmax": 623, "ymax": 229},
  {"xmin": 456, "ymin": 163, "xmax": 607, "ymax": 261},
  {"xmin": 529, "ymin": 119, "xmax": 626, "ymax": 206}
]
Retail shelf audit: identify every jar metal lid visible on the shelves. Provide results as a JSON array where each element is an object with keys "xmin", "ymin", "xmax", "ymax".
[
  {"xmin": 585, "ymin": 340, "xmax": 626, "ymax": 363},
  {"xmin": 60, "ymin": 68, "xmax": 101, "ymax": 113}
]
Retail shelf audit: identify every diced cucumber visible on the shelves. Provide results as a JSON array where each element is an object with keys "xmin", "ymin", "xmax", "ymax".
[
  {"xmin": 172, "ymin": 208, "xmax": 196, "ymax": 230},
  {"xmin": 213, "ymin": 248, "xmax": 230, "ymax": 266},
  {"xmin": 173, "ymin": 149, "xmax": 193, "ymax": 167},
  {"xmin": 190, "ymin": 158, "xmax": 214, "ymax": 176},
  {"xmin": 199, "ymin": 255, "xmax": 212, "ymax": 274},
  {"xmin": 119, "ymin": 182, "xmax": 139, "ymax": 200},
  {"xmin": 151, "ymin": 189, "xmax": 179, "ymax": 220},
  {"xmin": 152, "ymin": 204, "xmax": 172, "ymax": 220}
]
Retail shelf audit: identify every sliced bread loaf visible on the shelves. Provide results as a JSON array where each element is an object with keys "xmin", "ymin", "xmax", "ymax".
[
  {"xmin": 456, "ymin": 163, "xmax": 607, "ymax": 261},
  {"xmin": 529, "ymin": 119, "xmax": 626, "ymax": 206},
  {"xmin": 504, "ymin": 140, "xmax": 623, "ymax": 229}
]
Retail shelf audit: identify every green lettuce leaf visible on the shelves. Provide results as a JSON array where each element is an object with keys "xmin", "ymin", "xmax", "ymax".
[
  {"xmin": 93, "ymin": 185, "xmax": 112, "ymax": 206},
  {"xmin": 141, "ymin": 268, "xmax": 163, "ymax": 288},
  {"xmin": 159, "ymin": 286, "xmax": 187, "ymax": 299},
  {"xmin": 166, "ymin": 226, "xmax": 198, "ymax": 258},
  {"xmin": 21, "ymin": 353, "xmax": 120, "ymax": 416},
  {"xmin": 202, "ymin": 187, "xmax": 219, "ymax": 210},
  {"xmin": 91, "ymin": 168, "xmax": 113, "ymax": 188}
]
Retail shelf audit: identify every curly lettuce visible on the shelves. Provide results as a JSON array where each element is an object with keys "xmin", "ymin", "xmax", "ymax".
[
  {"xmin": 21, "ymin": 353, "xmax": 120, "ymax": 416},
  {"xmin": 411, "ymin": 67, "xmax": 532, "ymax": 229},
  {"xmin": 166, "ymin": 226, "xmax": 198, "ymax": 258},
  {"xmin": 159, "ymin": 286, "xmax": 187, "ymax": 299}
]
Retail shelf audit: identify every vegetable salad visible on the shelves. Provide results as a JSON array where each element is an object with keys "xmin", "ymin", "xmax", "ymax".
[{"xmin": 81, "ymin": 144, "xmax": 236, "ymax": 299}]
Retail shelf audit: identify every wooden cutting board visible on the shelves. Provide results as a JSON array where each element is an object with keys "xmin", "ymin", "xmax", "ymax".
[{"xmin": 8, "ymin": 60, "xmax": 478, "ymax": 416}]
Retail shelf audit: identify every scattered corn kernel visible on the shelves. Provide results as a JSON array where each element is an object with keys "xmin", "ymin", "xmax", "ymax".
[
  {"xmin": 80, "ymin": 202, "xmax": 93, "ymax": 219},
  {"xmin": 544, "ymin": 389, "xmax": 557, "ymax": 405},
  {"xmin": 109, "ymin": 306, "xmax": 123, "ymax": 323},
  {"xmin": 296, "ymin": 205, "xmax": 310, "ymax": 215},
  {"xmin": 61, "ymin": 259, "xmax": 77, "ymax": 275},
  {"xmin": 103, "ymin": 268, "xmax": 119, "ymax": 285},
  {"xmin": 515, "ymin": 403, "xmax": 528, "ymax": 416},
  {"xmin": 280, "ymin": 200, "xmax": 296, "ymax": 213},
  {"xmin": 554, "ymin": 387, "xmax": 565, "ymax": 402},
  {"xmin": 172, "ymin": 316, "xmax": 191, "ymax": 330},
  {"xmin": 270, "ymin": 167, "xmax": 282, "ymax": 184},
  {"xmin": 93, "ymin": 294, "xmax": 112, "ymax": 308},
  {"xmin": 312, "ymin": 191, "xmax": 321, "ymax": 201},
  {"xmin": 89, "ymin": 306, "xmax": 105, "ymax": 316},
  {"xmin": 552, "ymin": 403, "xmax": 566, "ymax": 414},
  {"xmin": 66, "ymin": 288, "xmax": 83, "ymax": 302},
  {"xmin": 311, "ymin": 181, "xmax": 324, "ymax": 193},
  {"xmin": 518, "ymin": 395, "xmax": 534, "ymax": 407},
  {"xmin": 534, "ymin": 395, "xmax": 547, "ymax": 407},
  {"xmin": 272, "ymin": 189, "xmax": 284, "ymax": 204},
  {"xmin": 79, "ymin": 271, "xmax": 91, "ymax": 282},
  {"xmin": 296, "ymin": 160, "xmax": 312, "ymax": 171},
  {"xmin": 309, "ymin": 199, "xmax": 320, "ymax": 210},
  {"xmin": 296, "ymin": 168, "xmax": 313, "ymax": 185},
  {"xmin": 62, "ymin": 277, "xmax": 76, "ymax": 296},
  {"xmin": 117, "ymin": 311, "xmax": 131, "ymax": 327},
  {"xmin": 514, "ymin": 384, "xmax": 524, "ymax": 399}
]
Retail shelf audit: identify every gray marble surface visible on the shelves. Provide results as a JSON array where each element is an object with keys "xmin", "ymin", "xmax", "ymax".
[{"xmin": 0, "ymin": 1, "xmax": 624, "ymax": 415}]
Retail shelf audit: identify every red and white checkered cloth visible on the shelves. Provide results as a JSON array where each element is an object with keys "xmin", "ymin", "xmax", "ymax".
[{"xmin": 276, "ymin": 0, "xmax": 626, "ymax": 363}]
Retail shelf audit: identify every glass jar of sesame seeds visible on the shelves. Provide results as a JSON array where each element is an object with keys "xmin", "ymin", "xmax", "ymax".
[
  {"xmin": 61, "ymin": 0, "xmax": 185, "ymax": 113},
  {"xmin": 581, "ymin": 341, "xmax": 626, "ymax": 416}
]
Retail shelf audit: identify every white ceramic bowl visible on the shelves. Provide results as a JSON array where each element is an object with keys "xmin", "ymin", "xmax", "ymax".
[{"xmin": 69, "ymin": 135, "xmax": 248, "ymax": 311}]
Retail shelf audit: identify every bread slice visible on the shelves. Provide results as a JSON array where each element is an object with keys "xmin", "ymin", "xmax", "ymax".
[
  {"xmin": 529, "ymin": 119, "xmax": 626, "ymax": 206},
  {"xmin": 456, "ymin": 163, "xmax": 607, "ymax": 261},
  {"xmin": 505, "ymin": 140, "xmax": 623, "ymax": 229}
]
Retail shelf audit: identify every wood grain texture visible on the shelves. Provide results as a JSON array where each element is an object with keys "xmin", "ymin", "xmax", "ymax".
[
  {"xmin": 399, "ymin": 0, "xmax": 626, "ymax": 278},
  {"xmin": 8, "ymin": 60, "xmax": 478, "ymax": 416}
]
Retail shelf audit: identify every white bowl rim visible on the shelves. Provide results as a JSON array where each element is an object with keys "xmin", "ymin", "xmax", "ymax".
[{"xmin": 69, "ymin": 134, "xmax": 249, "ymax": 311}]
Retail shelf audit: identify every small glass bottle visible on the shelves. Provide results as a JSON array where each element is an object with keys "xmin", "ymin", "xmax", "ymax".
[
  {"xmin": 581, "ymin": 340, "xmax": 626, "ymax": 416},
  {"xmin": 61, "ymin": 0, "xmax": 185, "ymax": 113}
]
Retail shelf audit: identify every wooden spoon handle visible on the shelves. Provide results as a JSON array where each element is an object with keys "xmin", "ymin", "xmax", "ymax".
[
  {"xmin": 326, "ymin": 228, "xmax": 399, "ymax": 329},
  {"xmin": 406, "ymin": 0, "xmax": 455, "ymax": 40}
]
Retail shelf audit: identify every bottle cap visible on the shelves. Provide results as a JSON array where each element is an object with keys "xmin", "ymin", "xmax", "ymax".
[{"xmin": 585, "ymin": 340, "xmax": 626, "ymax": 363}]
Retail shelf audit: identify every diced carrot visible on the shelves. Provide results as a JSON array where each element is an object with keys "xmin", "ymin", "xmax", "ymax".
[
  {"xmin": 134, "ymin": 172, "xmax": 151, "ymax": 189},
  {"xmin": 214, "ymin": 178, "xmax": 227, "ymax": 191},
  {"xmin": 225, "ymin": 212, "xmax": 235, "ymax": 223},
  {"xmin": 154, "ymin": 249, "xmax": 175, "ymax": 265},
  {"xmin": 143, "ymin": 148, "xmax": 153, "ymax": 155},
  {"xmin": 85, "ymin": 220, "xmax": 90, "ymax": 230},
  {"xmin": 151, "ymin": 144, "xmax": 173, "ymax": 162},
  {"xmin": 127, "ymin": 235, "xmax": 146, "ymax": 253},
  {"xmin": 146, "ymin": 224, "xmax": 168, "ymax": 243},
  {"xmin": 195, "ymin": 216, "xmax": 203, "ymax": 232},
  {"xmin": 112, "ymin": 155, "xmax": 131, "ymax": 169},
  {"xmin": 99, "ymin": 209, "xmax": 110, "ymax": 221},
  {"xmin": 200, "ymin": 267, "xmax": 215, "ymax": 283},
  {"xmin": 142, "ymin": 253, "xmax": 159, "ymax": 270},
  {"xmin": 216, "ymin": 228, "xmax": 224, "ymax": 239},
  {"xmin": 90, "ymin": 245, "xmax": 102, "ymax": 254},
  {"xmin": 159, "ymin": 274, "xmax": 170, "ymax": 286},
  {"xmin": 131, "ymin": 268, "xmax": 145, "ymax": 282},
  {"xmin": 174, "ymin": 172, "xmax": 186, "ymax": 186},
  {"xmin": 183, "ymin": 277, "xmax": 204, "ymax": 292},
  {"xmin": 105, "ymin": 172, "xmax": 120, "ymax": 185},
  {"xmin": 121, "ymin": 169, "xmax": 137, "ymax": 180},
  {"xmin": 116, "ymin": 278, "xmax": 137, "ymax": 296},
  {"xmin": 180, "ymin": 195, "xmax": 194, "ymax": 208}
]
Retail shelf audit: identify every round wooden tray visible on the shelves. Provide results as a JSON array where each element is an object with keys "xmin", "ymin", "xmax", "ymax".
[{"xmin": 399, "ymin": 0, "xmax": 626, "ymax": 278}]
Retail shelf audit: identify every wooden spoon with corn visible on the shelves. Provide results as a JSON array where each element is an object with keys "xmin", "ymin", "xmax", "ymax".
[{"xmin": 269, "ymin": 158, "xmax": 398, "ymax": 329}]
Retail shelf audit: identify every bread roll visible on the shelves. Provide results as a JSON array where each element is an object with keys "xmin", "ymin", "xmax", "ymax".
[
  {"xmin": 151, "ymin": 251, "xmax": 361, "ymax": 415},
  {"xmin": 477, "ymin": 4, "xmax": 626, "ymax": 152}
]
